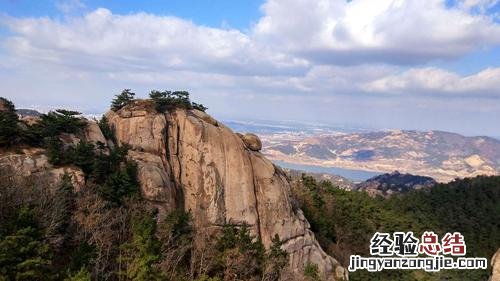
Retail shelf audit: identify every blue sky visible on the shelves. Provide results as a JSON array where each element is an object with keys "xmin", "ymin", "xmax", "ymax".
[
  {"xmin": 0, "ymin": 0, "xmax": 263, "ymax": 28},
  {"xmin": 0, "ymin": 0, "xmax": 499, "ymax": 136}
]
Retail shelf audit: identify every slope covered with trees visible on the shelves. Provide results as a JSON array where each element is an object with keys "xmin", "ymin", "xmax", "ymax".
[
  {"xmin": 0, "ymin": 95, "xmax": 288, "ymax": 281},
  {"xmin": 292, "ymin": 174, "xmax": 500, "ymax": 280}
]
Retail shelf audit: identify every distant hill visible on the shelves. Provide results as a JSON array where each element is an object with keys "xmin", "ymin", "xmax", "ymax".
[
  {"xmin": 262, "ymin": 130, "xmax": 500, "ymax": 182},
  {"xmin": 16, "ymin": 108, "xmax": 43, "ymax": 117},
  {"xmin": 354, "ymin": 171, "xmax": 436, "ymax": 197},
  {"xmin": 285, "ymin": 168, "xmax": 355, "ymax": 190}
]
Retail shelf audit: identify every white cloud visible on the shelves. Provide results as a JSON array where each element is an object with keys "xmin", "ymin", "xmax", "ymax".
[
  {"xmin": 254, "ymin": 0, "xmax": 500, "ymax": 64},
  {"xmin": 1, "ymin": 8, "xmax": 309, "ymax": 77},
  {"xmin": 364, "ymin": 67, "xmax": 500, "ymax": 96},
  {"xmin": 459, "ymin": 0, "xmax": 499, "ymax": 13},
  {"xmin": 55, "ymin": 0, "xmax": 86, "ymax": 14},
  {"xmin": 0, "ymin": 1, "xmax": 499, "ymax": 135}
]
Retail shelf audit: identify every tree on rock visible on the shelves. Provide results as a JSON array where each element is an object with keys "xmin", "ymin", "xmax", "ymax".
[{"xmin": 111, "ymin": 89, "xmax": 135, "ymax": 111}]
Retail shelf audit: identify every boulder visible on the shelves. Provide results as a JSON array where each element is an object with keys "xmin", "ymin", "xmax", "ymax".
[
  {"xmin": 241, "ymin": 133, "xmax": 262, "ymax": 151},
  {"xmin": 84, "ymin": 121, "xmax": 107, "ymax": 145},
  {"xmin": 108, "ymin": 104, "xmax": 347, "ymax": 280}
]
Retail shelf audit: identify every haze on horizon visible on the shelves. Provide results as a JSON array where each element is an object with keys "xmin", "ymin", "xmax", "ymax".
[{"xmin": 0, "ymin": 0, "xmax": 499, "ymax": 137}]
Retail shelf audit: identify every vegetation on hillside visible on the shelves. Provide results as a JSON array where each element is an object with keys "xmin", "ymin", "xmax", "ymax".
[
  {"xmin": 148, "ymin": 90, "xmax": 208, "ymax": 113},
  {"xmin": 0, "ymin": 97, "xmax": 286, "ymax": 281},
  {"xmin": 292, "ymin": 174, "xmax": 500, "ymax": 280},
  {"xmin": 2, "ymin": 96, "xmax": 498, "ymax": 280},
  {"xmin": 111, "ymin": 89, "xmax": 135, "ymax": 111},
  {"xmin": 109, "ymin": 89, "xmax": 207, "ymax": 113}
]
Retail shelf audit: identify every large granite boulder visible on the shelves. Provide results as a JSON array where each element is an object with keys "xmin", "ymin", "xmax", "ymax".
[
  {"xmin": 107, "ymin": 101, "xmax": 347, "ymax": 280},
  {"xmin": 241, "ymin": 133, "xmax": 263, "ymax": 151}
]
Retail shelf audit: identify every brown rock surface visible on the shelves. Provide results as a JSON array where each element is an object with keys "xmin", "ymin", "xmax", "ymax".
[
  {"xmin": 107, "ymin": 104, "xmax": 346, "ymax": 280},
  {"xmin": 84, "ymin": 121, "xmax": 107, "ymax": 145},
  {"xmin": 242, "ymin": 133, "xmax": 263, "ymax": 151},
  {"xmin": 0, "ymin": 148, "xmax": 85, "ymax": 191},
  {"xmin": 492, "ymin": 249, "xmax": 500, "ymax": 281}
]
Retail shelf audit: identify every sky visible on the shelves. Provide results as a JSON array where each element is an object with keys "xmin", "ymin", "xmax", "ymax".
[{"xmin": 0, "ymin": 0, "xmax": 499, "ymax": 137}]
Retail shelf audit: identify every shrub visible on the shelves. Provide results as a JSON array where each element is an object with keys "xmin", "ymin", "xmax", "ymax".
[
  {"xmin": 149, "ymin": 90, "xmax": 207, "ymax": 113},
  {"xmin": 37, "ymin": 109, "xmax": 86, "ymax": 137},
  {"xmin": 45, "ymin": 137, "xmax": 73, "ymax": 166},
  {"xmin": 0, "ymin": 207, "xmax": 54, "ymax": 280},
  {"xmin": 98, "ymin": 161, "xmax": 140, "ymax": 205},
  {"xmin": 156, "ymin": 210, "xmax": 193, "ymax": 279},
  {"xmin": 72, "ymin": 141, "xmax": 96, "ymax": 177},
  {"xmin": 119, "ymin": 212, "xmax": 164, "ymax": 281},
  {"xmin": 97, "ymin": 116, "xmax": 116, "ymax": 144},
  {"xmin": 45, "ymin": 173, "xmax": 75, "ymax": 247},
  {"xmin": 192, "ymin": 102, "xmax": 208, "ymax": 112},
  {"xmin": 111, "ymin": 89, "xmax": 135, "ymax": 111},
  {"xmin": 65, "ymin": 267, "xmax": 91, "ymax": 281},
  {"xmin": 263, "ymin": 234, "xmax": 288, "ymax": 281},
  {"xmin": 214, "ymin": 224, "xmax": 265, "ymax": 280},
  {"xmin": 303, "ymin": 263, "xmax": 320, "ymax": 281}
]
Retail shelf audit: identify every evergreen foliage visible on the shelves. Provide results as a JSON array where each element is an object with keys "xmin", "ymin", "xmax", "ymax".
[
  {"xmin": 0, "ymin": 207, "xmax": 54, "ymax": 281},
  {"xmin": 149, "ymin": 90, "xmax": 207, "ymax": 112},
  {"xmin": 293, "ymin": 174, "xmax": 500, "ymax": 281},
  {"xmin": 99, "ymin": 160, "xmax": 140, "ymax": 205},
  {"xmin": 64, "ymin": 267, "xmax": 91, "ymax": 281},
  {"xmin": 46, "ymin": 174, "xmax": 75, "ymax": 243},
  {"xmin": 37, "ymin": 110, "xmax": 86, "ymax": 137},
  {"xmin": 0, "ymin": 97, "xmax": 20, "ymax": 147},
  {"xmin": 213, "ymin": 224, "xmax": 266, "ymax": 280},
  {"xmin": 119, "ymin": 212, "xmax": 164, "ymax": 281},
  {"xmin": 97, "ymin": 116, "xmax": 116, "ymax": 144},
  {"xmin": 303, "ymin": 263, "xmax": 320, "ymax": 281},
  {"xmin": 263, "ymin": 234, "xmax": 288, "ymax": 281},
  {"xmin": 111, "ymin": 89, "xmax": 135, "ymax": 111}
]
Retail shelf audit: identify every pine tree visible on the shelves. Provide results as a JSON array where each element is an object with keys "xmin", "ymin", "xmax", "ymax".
[
  {"xmin": 111, "ymin": 89, "xmax": 135, "ymax": 111},
  {"xmin": 0, "ymin": 207, "xmax": 54, "ymax": 280},
  {"xmin": 119, "ymin": 213, "xmax": 164, "ymax": 281},
  {"xmin": 0, "ymin": 97, "xmax": 20, "ymax": 147},
  {"xmin": 46, "ymin": 174, "xmax": 75, "ymax": 250}
]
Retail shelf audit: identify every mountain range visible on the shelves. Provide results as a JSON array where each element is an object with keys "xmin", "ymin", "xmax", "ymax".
[{"xmin": 261, "ymin": 129, "xmax": 500, "ymax": 182}]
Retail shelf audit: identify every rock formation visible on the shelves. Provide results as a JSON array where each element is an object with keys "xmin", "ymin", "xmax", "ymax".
[
  {"xmin": 0, "ymin": 99, "xmax": 346, "ymax": 280},
  {"xmin": 105, "ymin": 100, "xmax": 346, "ymax": 280},
  {"xmin": 0, "ymin": 148, "xmax": 85, "ymax": 191}
]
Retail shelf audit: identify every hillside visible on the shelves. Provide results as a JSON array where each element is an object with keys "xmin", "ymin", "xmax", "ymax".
[
  {"xmin": 0, "ymin": 95, "xmax": 346, "ymax": 281},
  {"xmin": 354, "ymin": 171, "xmax": 436, "ymax": 197},
  {"xmin": 262, "ymin": 130, "xmax": 500, "ymax": 182},
  {"xmin": 291, "ymin": 174, "xmax": 500, "ymax": 281}
]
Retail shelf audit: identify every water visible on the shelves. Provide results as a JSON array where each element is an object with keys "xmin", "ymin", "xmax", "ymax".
[{"xmin": 273, "ymin": 160, "xmax": 381, "ymax": 182}]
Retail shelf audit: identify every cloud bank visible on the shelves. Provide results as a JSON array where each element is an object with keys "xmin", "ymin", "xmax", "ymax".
[{"xmin": 0, "ymin": 0, "xmax": 499, "ymax": 135}]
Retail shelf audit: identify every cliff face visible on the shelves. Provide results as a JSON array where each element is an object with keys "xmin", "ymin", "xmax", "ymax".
[{"xmin": 106, "ymin": 100, "xmax": 346, "ymax": 280}]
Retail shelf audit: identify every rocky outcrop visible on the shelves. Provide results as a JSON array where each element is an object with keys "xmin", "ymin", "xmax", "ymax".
[
  {"xmin": 105, "ymin": 101, "xmax": 178, "ymax": 211},
  {"xmin": 241, "ymin": 133, "xmax": 263, "ymax": 151},
  {"xmin": 491, "ymin": 249, "xmax": 500, "ymax": 281},
  {"xmin": 0, "ymin": 116, "xmax": 106, "ymax": 193},
  {"xmin": 106, "ymin": 100, "xmax": 346, "ymax": 280},
  {"xmin": 83, "ymin": 121, "xmax": 107, "ymax": 145},
  {"xmin": 0, "ymin": 148, "xmax": 85, "ymax": 191}
]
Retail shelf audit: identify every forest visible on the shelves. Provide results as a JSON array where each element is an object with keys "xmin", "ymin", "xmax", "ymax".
[{"xmin": 292, "ymin": 174, "xmax": 500, "ymax": 280}]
